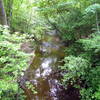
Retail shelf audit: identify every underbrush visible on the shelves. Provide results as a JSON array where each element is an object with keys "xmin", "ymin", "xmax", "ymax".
[
  {"xmin": 60, "ymin": 33, "xmax": 100, "ymax": 100},
  {"xmin": 0, "ymin": 25, "xmax": 32, "ymax": 100}
]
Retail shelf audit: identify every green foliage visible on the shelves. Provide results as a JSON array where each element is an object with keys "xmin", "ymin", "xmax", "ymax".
[
  {"xmin": 2, "ymin": 0, "xmax": 100, "ymax": 100},
  {"xmin": 3, "ymin": 0, "xmax": 47, "ymax": 41},
  {"xmin": 36, "ymin": 0, "xmax": 100, "ymax": 42},
  {"xmin": 26, "ymin": 81, "xmax": 37, "ymax": 94},
  {"xmin": 36, "ymin": 1, "xmax": 100, "ymax": 100},
  {"xmin": 0, "ymin": 25, "xmax": 30, "ymax": 99},
  {"xmin": 11, "ymin": 0, "xmax": 34, "ymax": 33},
  {"xmin": 61, "ymin": 33, "xmax": 100, "ymax": 100},
  {"xmin": 80, "ymin": 66, "xmax": 100, "ymax": 100},
  {"xmin": 85, "ymin": 4, "xmax": 100, "ymax": 14},
  {"xmin": 79, "ymin": 34, "xmax": 100, "ymax": 100},
  {"xmin": 60, "ymin": 56, "xmax": 90, "ymax": 86},
  {"xmin": 78, "ymin": 34, "xmax": 100, "ymax": 53}
]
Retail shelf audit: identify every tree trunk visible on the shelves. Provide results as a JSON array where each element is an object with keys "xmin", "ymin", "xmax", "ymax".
[
  {"xmin": 0, "ymin": 0, "xmax": 7, "ymax": 25},
  {"xmin": 96, "ymin": 11, "xmax": 100, "ymax": 33}
]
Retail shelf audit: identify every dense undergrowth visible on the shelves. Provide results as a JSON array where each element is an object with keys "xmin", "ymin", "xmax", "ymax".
[
  {"xmin": 0, "ymin": 25, "xmax": 31, "ymax": 100},
  {"xmin": 60, "ymin": 33, "xmax": 100, "ymax": 100},
  {"xmin": 0, "ymin": 0, "xmax": 100, "ymax": 100}
]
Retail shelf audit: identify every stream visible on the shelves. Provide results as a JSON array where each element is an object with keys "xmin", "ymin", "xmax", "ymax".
[{"xmin": 19, "ymin": 31, "xmax": 79, "ymax": 100}]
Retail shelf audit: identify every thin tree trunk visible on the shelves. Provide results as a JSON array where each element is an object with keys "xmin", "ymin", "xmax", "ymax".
[
  {"xmin": 96, "ymin": 11, "xmax": 100, "ymax": 33},
  {"xmin": 0, "ymin": 0, "xmax": 7, "ymax": 25}
]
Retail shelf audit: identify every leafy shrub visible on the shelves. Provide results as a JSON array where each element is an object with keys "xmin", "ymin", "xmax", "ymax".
[
  {"xmin": 37, "ymin": 0, "xmax": 100, "ymax": 42},
  {"xmin": 80, "ymin": 66, "xmax": 100, "ymax": 100},
  {"xmin": 79, "ymin": 34, "xmax": 100, "ymax": 100},
  {"xmin": 78, "ymin": 34, "xmax": 100, "ymax": 54},
  {"xmin": 60, "ymin": 56, "xmax": 90, "ymax": 86},
  {"xmin": 0, "ymin": 25, "xmax": 30, "ymax": 99},
  {"xmin": 61, "ymin": 33, "xmax": 100, "ymax": 100}
]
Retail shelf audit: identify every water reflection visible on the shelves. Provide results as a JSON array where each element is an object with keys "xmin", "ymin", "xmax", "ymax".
[{"xmin": 20, "ymin": 34, "xmax": 65, "ymax": 100}]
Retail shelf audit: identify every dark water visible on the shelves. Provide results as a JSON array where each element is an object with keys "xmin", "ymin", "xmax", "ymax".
[{"xmin": 19, "ymin": 32, "xmax": 79, "ymax": 100}]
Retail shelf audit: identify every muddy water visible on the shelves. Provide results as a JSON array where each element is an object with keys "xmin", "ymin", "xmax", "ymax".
[{"xmin": 20, "ymin": 33, "xmax": 79, "ymax": 100}]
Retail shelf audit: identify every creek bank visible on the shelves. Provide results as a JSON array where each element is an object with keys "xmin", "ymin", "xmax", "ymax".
[{"xmin": 19, "ymin": 32, "xmax": 80, "ymax": 100}]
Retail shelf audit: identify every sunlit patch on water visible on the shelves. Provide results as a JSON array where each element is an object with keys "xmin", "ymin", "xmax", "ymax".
[
  {"xmin": 41, "ymin": 57, "xmax": 57, "ymax": 78},
  {"xmin": 34, "ymin": 57, "xmax": 57, "ymax": 79}
]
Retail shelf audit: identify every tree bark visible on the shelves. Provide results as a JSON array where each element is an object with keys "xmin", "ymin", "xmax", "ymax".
[
  {"xmin": 96, "ymin": 11, "xmax": 100, "ymax": 33},
  {"xmin": 0, "ymin": 0, "xmax": 7, "ymax": 25}
]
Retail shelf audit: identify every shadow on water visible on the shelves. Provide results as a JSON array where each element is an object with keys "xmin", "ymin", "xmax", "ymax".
[{"xmin": 19, "ymin": 31, "xmax": 80, "ymax": 100}]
